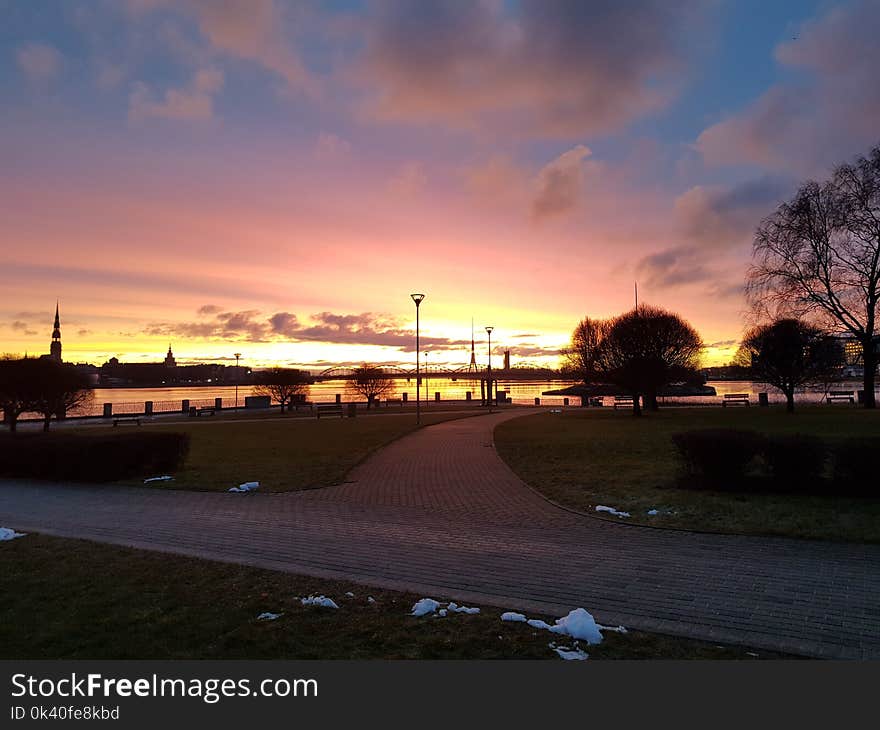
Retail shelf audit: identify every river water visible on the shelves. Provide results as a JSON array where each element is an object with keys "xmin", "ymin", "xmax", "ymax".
[{"xmin": 72, "ymin": 378, "xmax": 872, "ymax": 416}]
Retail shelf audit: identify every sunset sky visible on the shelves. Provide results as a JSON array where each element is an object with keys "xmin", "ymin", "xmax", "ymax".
[{"xmin": 2, "ymin": 0, "xmax": 878, "ymax": 370}]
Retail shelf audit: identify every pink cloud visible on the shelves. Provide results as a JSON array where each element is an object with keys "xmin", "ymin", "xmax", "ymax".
[{"xmin": 16, "ymin": 42, "xmax": 62, "ymax": 81}]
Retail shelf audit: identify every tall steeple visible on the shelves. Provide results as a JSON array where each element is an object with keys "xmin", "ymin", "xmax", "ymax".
[{"xmin": 49, "ymin": 301, "xmax": 62, "ymax": 362}]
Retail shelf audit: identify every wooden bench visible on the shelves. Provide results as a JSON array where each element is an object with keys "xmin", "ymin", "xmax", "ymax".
[
  {"xmin": 384, "ymin": 398, "xmax": 404, "ymax": 408},
  {"xmin": 196, "ymin": 407, "xmax": 216, "ymax": 416},
  {"xmin": 589, "ymin": 397, "xmax": 603, "ymax": 407},
  {"xmin": 722, "ymin": 393, "xmax": 750, "ymax": 407},
  {"xmin": 613, "ymin": 396, "xmax": 634, "ymax": 410},
  {"xmin": 315, "ymin": 404, "xmax": 345, "ymax": 419},
  {"xmin": 828, "ymin": 390, "xmax": 855, "ymax": 404},
  {"xmin": 113, "ymin": 415, "xmax": 141, "ymax": 426}
]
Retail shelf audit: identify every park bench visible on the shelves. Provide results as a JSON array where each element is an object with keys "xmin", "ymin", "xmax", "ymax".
[
  {"xmin": 613, "ymin": 396, "xmax": 634, "ymax": 410},
  {"xmin": 384, "ymin": 398, "xmax": 404, "ymax": 408},
  {"xmin": 316, "ymin": 404, "xmax": 345, "ymax": 419},
  {"xmin": 722, "ymin": 393, "xmax": 750, "ymax": 407},
  {"xmin": 196, "ymin": 407, "xmax": 215, "ymax": 416},
  {"xmin": 113, "ymin": 415, "xmax": 141, "ymax": 426},
  {"xmin": 828, "ymin": 390, "xmax": 855, "ymax": 404},
  {"xmin": 589, "ymin": 397, "xmax": 603, "ymax": 407}
]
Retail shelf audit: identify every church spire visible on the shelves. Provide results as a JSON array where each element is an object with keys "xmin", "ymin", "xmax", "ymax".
[{"xmin": 49, "ymin": 300, "xmax": 62, "ymax": 362}]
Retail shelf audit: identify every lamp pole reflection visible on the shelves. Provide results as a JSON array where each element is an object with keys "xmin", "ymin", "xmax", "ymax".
[
  {"xmin": 234, "ymin": 352, "xmax": 242, "ymax": 410},
  {"xmin": 485, "ymin": 326, "xmax": 494, "ymax": 414},
  {"xmin": 410, "ymin": 294, "xmax": 425, "ymax": 424}
]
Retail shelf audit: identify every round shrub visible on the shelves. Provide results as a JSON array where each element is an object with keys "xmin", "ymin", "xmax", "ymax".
[
  {"xmin": 761, "ymin": 434, "xmax": 826, "ymax": 491},
  {"xmin": 672, "ymin": 429, "xmax": 765, "ymax": 487},
  {"xmin": 831, "ymin": 437, "xmax": 880, "ymax": 496}
]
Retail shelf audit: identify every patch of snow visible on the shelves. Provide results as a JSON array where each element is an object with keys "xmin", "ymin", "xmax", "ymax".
[
  {"xmin": 301, "ymin": 595, "xmax": 339, "ymax": 609},
  {"xmin": 598, "ymin": 624, "xmax": 628, "ymax": 634},
  {"xmin": 746, "ymin": 651, "xmax": 759, "ymax": 657},
  {"xmin": 438, "ymin": 609, "xmax": 448, "ymax": 617},
  {"xmin": 447, "ymin": 602, "xmax": 480, "ymax": 615},
  {"xmin": 501, "ymin": 612, "xmax": 527, "ymax": 623},
  {"xmin": 411, "ymin": 598, "xmax": 441, "ymax": 617},
  {"xmin": 367, "ymin": 596, "xmax": 376, "ymax": 604},
  {"xmin": 554, "ymin": 646, "xmax": 589, "ymax": 661},
  {"xmin": 527, "ymin": 619, "xmax": 556, "ymax": 632},
  {"xmin": 229, "ymin": 481, "xmax": 260, "ymax": 493},
  {"xmin": 345, "ymin": 592, "xmax": 355, "ymax": 597},
  {"xmin": 0, "ymin": 527, "xmax": 26, "ymax": 541},
  {"xmin": 554, "ymin": 608, "xmax": 603, "ymax": 644},
  {"xmin": 257, "ymin": 612, "xmax": 282, "ymax": 621},
  {"xmin": 595, "ymin": 505, "xmax": 630, "ymax": 518},
  {"xmin": 144, "ymin": 476, "xmax": 173, "ymax": 483},
  {"xmin": 646, "ymin": 509, "xmax": 659, "ymax": 516}
]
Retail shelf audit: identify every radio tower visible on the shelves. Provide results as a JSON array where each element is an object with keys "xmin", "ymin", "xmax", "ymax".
[{"xmin": 467, "ymin": 318, "xmax": 478, "ymax": 374}]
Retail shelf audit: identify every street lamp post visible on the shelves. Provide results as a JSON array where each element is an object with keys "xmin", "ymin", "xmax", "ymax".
[
  {"xmin": 234, "ymin": 353, "xmax": 242, "ymax": 410},
  {"xmin": 485, "ymin": 326, "xmax": 494, "ymax": 413},
  {"xmin": 411, "ymin": 294, "xmax": 425, "ymax": 424}
]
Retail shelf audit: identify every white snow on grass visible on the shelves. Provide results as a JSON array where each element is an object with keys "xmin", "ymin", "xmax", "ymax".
[
  {"xmin": 229, "ymin": 481, "xmax": 260, "ymax": 493},
  {"xmin": 300, "ymin": 595, "xmax": 339, "ymax": 609},
  {"xmin": 257, "ymin": 612, "xmax": 283, "ymax": 621},
  {"xmin": 437, "ymin": 609, "xmax": 448, "ymax": 617},
  {"xmin": 646, "ymin": 509, "xmax": 659, "ymax": 516},
  {"xmin": 143, "ymin": 476, "xmax": 173, "ymax": 483},
  {"xmin": 367, "ymin": 596, "xmax": 376, "ymax": 604},
  {"xmin": 595, "ymin": 505, "xmax": 630, "ymax": 518},
  {"xmin": 411, "ymin": 598, "xmax": 441, "ymax": 617},
  {"xmin": 502, "ymin": 607, "xmax": 617, "ymax": 653},
  {"xmin": 554, "ymin": 608, "xmax": 603, "ymax": 643},
  {"xmin": 0, "ymin": 527, "xmax": 26, "ymax": 541},
  {"xmin": 554, "ymin": 646, "xmax": 589, "ymax": 661},
  {"xmin": 344, "ymin": 591, "xmax": 355, "ymax": 597},
  {"xmin": 447, "ymin": 602, "xmax": 480, "ymax": 615}
]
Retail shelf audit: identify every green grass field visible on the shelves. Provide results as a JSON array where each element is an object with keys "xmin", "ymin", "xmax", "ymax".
[
  {"xmin": 118, "ymin": 410, "xmax": 480, "ymax": 492},
  {"xmin": 0, "ymin": 534, "xmax": 790, "ymax": 660},
  {"xmin": 494, "ymin": 406, "xmax": 880, "ymax": 542}
]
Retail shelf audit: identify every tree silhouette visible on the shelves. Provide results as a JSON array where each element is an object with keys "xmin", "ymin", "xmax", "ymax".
[
  {"xmin": 735, "ymin": 319, "xmax": 842, "ymax": 413},
  {"xmin": 347, "ymin": 364, "xmax": 395, "ymax": 409},
  {"xmin": 748, "ymin": 143, "xmax": 880, "ymax": 408},
  {"xmin": 252, "ymin": 368, "xmax": 310, "ymax": 413}
]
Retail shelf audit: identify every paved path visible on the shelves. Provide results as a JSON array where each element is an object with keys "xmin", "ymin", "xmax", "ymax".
[{"xmin": 2, "ymin": 411, "xmax": 879, "ymax": 659}]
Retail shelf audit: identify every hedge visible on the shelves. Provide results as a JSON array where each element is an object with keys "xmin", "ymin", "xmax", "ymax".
[
  {"xmin": 0, "ymin": 431, "xmax": 189, "ymax": 482},
  {"xmin": 671, "ymin": 428, "xmax": 764, "ymax": 485}
]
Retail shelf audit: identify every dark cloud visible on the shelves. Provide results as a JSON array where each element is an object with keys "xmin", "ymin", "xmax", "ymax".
[
  {"xmin": 674, "ymin": 176, "xmax": 791, "ymax": 249},
  {"xmin": 531, "ymin": 145, "xmax": 591, "ymax": 219},
  {"xmin": 706, "ymin": 339, "xmax": 738, "ymax": 349},
  {"xmin": 197, "ymin": 304, "xmax": 222, "ymax": 316},
  {"xmin": 696, "ymin": 0, "xmax": 880, "ymax": 175},
  {"xmin": 635, "ymin": 246, "xmax": 715, "ymax": 288},
  {"xmin": 9, "ymin": 320, "xmax": 38, "ymax": 336},
  {"xmin": 144, "ymin": 309, "xmax": 471, "ymax": 350},
  {"xmin": 360, "ymin": 0, "xmax": 711, "ymax": 137}
]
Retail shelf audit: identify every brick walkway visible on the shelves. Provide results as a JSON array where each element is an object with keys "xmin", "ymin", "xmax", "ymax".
[{"xmin": 1, "ymin": 410, "xmax": 879, "ymax": 659}]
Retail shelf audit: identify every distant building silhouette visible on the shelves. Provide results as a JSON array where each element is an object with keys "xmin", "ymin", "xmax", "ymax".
[
  {"xmin": 164, "ymin": 344, "xmax": 177, "ymax": 368},
  {"xmin": 503, "ymin": 349, "xmax": 510, "ymax": 370},
  {"xmin": 48, "ymin": 301, "xmax": 62, "ymax": 362}
]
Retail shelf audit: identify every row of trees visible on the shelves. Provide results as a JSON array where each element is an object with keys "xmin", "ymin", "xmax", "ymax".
[
  {"xmin": 252, "ymin": 365, "xmax": 395, "ymax": 412},
  {"xmin": 563, "ymin": 305, "xmax": 704, "ymax": 416},
  {"xmin": 0, "ymin": 357, "xmax": 93, "ymax": 431},
  {"xmin": 564, "ymin": 142, "xmax": 878, "ymax": 413}
]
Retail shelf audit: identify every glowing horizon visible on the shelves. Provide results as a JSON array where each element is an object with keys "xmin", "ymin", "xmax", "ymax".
[{"xmin": 2, "ymin": 1, "xmax": 877, "ymax": 370}]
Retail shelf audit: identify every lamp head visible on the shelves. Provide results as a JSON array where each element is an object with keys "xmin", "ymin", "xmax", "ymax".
[
  {"xmin": 410, "ymin": 293, "xmax": 426, "ymax": 305},
  {"xmin": 485, "ymin": 326, "xmax": 494, "ymax": 335}
]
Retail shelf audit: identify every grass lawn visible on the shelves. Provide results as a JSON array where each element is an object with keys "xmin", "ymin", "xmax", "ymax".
[
  {"xmin": 494, "ymin": 406, "xmax": 880, "ymax": 542},
  {"xmin": 0, "ymin": 533, "xmax": 791, "ymax": 660},
  {"xmin": 113, "ymin": 410, "xmax": 481, "ymax": 492}
]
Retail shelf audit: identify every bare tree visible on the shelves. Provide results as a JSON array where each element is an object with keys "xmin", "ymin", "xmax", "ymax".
[
  {"xmin": 734, "ymin": 319, "xmax": 842, "ymax": 413},
  {"xmin": 347, "ymin": 364, "xmax": 395, "ymax": 409},
  {"xmin": 0, "ymin": 356, "xmax": 38, "ymax": 432},
  {"xmin": 597, "ymin": 305, "xmax": 704, "ymax": 415},
  {"xmin": 31, "ymin": 360, "xmax": 94, "ymax": 431},
  {"xmin": 563, "ymin": 306, "xmax": 703, "ymax": 416},
  {"xmin": 561, "ymin": 316, "xmax": 611, "ymax": 383},
  {"xmin": 748, "ymin": 143, "xmax": 880, "ymax": 408},
  {"xmin": 252, "ymin": 368, "xmax": 310, "ymax": 413}
]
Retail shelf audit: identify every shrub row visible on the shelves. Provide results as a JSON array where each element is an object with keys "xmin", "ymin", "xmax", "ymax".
[
  {"xmin": 0, "ymin": 432, "xmax": 189, "ymax": 482},
  {"xmin": 671, "ymin": 429, "xmax": 877, "ymax": 495}
]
